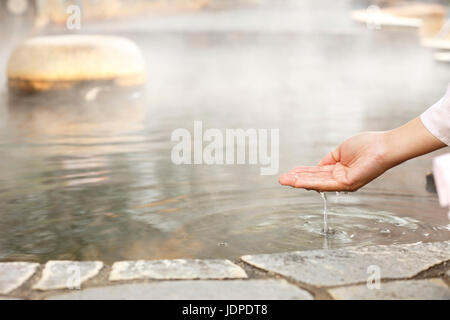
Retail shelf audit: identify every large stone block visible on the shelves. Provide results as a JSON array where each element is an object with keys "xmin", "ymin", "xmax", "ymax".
[
  {"xmin": 241, "ymin": 241, "xmax": 450, "ymax": 287},
  {"xmin": 329, "ymin": 279, "xmax": 450, "ymax": 300},
  {"xmin": 0, "ymin": 262, "xmax": 39, "ymax": 295},
  {"xmin": 7, "ymin": 35, "xmax": 147, "ymax": 92},
  {"xmin": 110, "ymin": 259, "xmax": 247, "ymax": 281},
  {"xmin": 47, "ymin": 280, "xmax": 313, "ymax": 300},
  {"xmin": 33, "ymin": 261, "xmax": 103, "ymax": 291}
]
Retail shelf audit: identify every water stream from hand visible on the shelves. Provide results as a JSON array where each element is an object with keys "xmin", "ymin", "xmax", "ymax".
[{"xmin": 320, "ymin": 192, "xmax": 329, "ymax": 236}]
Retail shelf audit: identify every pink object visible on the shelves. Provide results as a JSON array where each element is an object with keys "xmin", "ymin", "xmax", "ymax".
[
  {"xmin": 421, "ymin": 84, "xmax": 450, "ymax": 146},
  {"xmin": 433, "ymin": 154, "xmax": 450, "ymax": 217}
]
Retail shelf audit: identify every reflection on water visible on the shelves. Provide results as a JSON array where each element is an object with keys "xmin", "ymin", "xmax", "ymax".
[{"xmin": 0, "ymin": 1, "xmax": 449, "ymax": 264}]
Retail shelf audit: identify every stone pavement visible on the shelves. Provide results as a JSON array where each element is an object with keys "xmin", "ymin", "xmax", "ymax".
[
  {"xmin": 0, "ymin": 241, "xmax": 448, "ymax": 300},
  {"xmin": 109, "ymin": 259, "xmax": 247, "ymax": 281},
  {"xmin": 0, "ymin": 263, "xmax": 39, "ymax": 295},
  {"xmin": 328, "ymin": 279, "xmax": 450, "ymax": 300},
  {"xmin": 241, "ymin": 241, "xmax": 450, "ymax": 287},
  {"xmin": 47, "ymin": 280, "xmax": 313, "ymax": 300}
]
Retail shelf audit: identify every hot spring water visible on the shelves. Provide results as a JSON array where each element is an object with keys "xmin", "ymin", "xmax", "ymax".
[{"xmin": 0, "ymin": 1, "xmax": 449, "ymax": 263}]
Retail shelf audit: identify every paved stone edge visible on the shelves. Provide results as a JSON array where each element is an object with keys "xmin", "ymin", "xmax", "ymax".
[
  {"xmin": 0, "ymin": 241, "xmax": 448, "ymax": 300},
  {"xmin": 240, "ymin": 240, "xmax": 450, "ymax": 287},
  {"xmin": 109, "ymin": 259, "xmax": 247, "ymax": 281},
  {"xmin": 328, "ymin": 279, "xmax": 450, "ymax": 300},
  {"xmin": 0, "ymin": 262, "xmax": 40, "ymax": 295},
  {"xmin": 46, "ymin": 280, "xmax": 315, "ymax": 300},
  {"xmin": 33, "ymin": 261, "xmax": 104, "ymax": 291}
]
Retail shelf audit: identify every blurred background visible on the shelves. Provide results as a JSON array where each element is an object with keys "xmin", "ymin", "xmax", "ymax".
[{"xmin": 0, "ymin": 0, "xmax": 449, "ymax": 264}]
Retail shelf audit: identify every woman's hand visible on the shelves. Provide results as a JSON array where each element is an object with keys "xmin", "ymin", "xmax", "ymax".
[
  {"xmin": 279, "ymin": 117, "xmax": 446, "ymax": 192},
  {"xmin": 279, "ymin": 132, "xmax": 390, "ymax": 191}
]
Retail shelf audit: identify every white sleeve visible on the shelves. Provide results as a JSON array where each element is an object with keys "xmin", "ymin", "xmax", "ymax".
[{"xmin": 420, "ymin": 84, "xmax": 450, "ymax": 146}]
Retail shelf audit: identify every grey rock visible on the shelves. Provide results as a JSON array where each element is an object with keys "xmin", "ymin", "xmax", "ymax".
[
  {"xmin": 47, "ymin": 280, "xmax": 313, "ymax": 300},
  {"xmin": 0, "ymin": 262, "xmax": 39, "ymax": 294},
  {"xmin": 33, "ymin": 261, "xmax": 103, "ymax": 291},
  {"xmin": 241, "ymin": 241, "xmax": 450, "ymax": 287},
  {"xmin": 329, "ymin": 279, "xmax": 450, "ymax": 300},
  {"xmin": 109, "ymin": 259, "xmax": 247, "ymax": 281}
]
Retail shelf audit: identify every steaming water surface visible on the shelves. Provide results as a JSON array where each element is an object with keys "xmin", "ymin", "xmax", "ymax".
[{"xmin": 0, "ymin": 1, "xmax": 449, "ymax": 263}]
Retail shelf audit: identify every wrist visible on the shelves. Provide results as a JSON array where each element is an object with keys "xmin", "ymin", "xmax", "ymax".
[
  {"xmin": 383, "ymin": 117, "xmax": 446, "ymax": 167},
  {"xmin": 377, "ymin": 130, "xmax": 402, "ymax": 169},
  {"xmin": 382, "ymin": 129, "xmax": 407, "ymax": 167}
]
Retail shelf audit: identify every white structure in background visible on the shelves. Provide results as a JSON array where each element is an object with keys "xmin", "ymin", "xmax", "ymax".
[
  {"xmin": 433, "ymin": 153, "xmax": 450, "ymax": 220},
  {"xmin": 7, "ymin": 0, "xmax": 29, "ymax": 15}
]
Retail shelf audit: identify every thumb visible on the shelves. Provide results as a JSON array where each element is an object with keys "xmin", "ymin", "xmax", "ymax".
[{"xmin": 318, "ymin": 150, "xmax": 339, "ymax": 166}]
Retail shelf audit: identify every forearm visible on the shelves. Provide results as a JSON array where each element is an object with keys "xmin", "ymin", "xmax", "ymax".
[{"xmin": 384, "ymin": 117, "xmax": 446, "ymax": 167}]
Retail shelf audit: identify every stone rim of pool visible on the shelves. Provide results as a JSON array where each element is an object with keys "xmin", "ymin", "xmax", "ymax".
[{"xmin": 0, "ymin": 240, "xmax": 448, "ymax": 300}]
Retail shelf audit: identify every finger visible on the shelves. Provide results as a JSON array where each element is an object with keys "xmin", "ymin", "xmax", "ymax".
[
  {"xmin": 318, "ymin": 150, "xmax": 339, "ymax": 166},
  {"xmin": 294, "ymin": 170, "xmax": 335, "ymax": 180},
  {"xmin": 279, "ymin": 171, "xmax": 336, "ymax": 189},
  {"xmin": 294, "ymin": 177, "xmax": 342, "ymax": 191},
  {"xmin": 279, "ymin": 173, "xmax": 299, "ymax": 186},
  {"xmin": 279, "ymin": 171, "xmax": 348, "ymax": 191},
  {"xmin": 288, "ymin": 165, "xmax": 334, "ymax": 174},
  {"xmin": 280, "ymin": 170, "xmax": 332, "ymax": 186}
]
